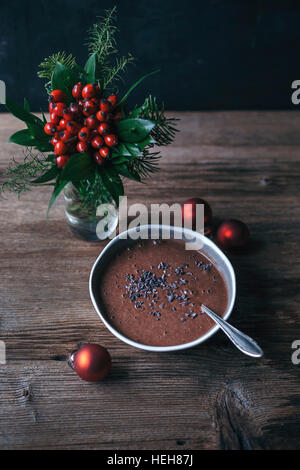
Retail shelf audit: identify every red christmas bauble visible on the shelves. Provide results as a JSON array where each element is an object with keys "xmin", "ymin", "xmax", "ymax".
[
  {"xmin": 182, "ymin": 198, "xmax": 212, "ymax": 229},
  {"xmin": 71, "ymin": 344, "xmax": 111, "ymax": 382},
  {"xmin": 216, "ymin": 219, "xmax": 249, "ymax": 249}
]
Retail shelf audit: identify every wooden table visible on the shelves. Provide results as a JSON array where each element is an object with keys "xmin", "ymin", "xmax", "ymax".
[{"xmin": 0, "ymin": 111, "xmax": 299, "ymax": 450}]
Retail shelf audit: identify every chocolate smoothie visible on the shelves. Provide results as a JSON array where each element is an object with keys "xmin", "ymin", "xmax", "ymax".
[{"xmin": 99, "ymin": 239, "xmax": 228, "ymax": 347}]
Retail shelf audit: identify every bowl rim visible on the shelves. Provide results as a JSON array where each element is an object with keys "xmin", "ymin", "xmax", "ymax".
[{"xmin": 89, "ymin": 224, "xmax": 236, "ymax": 352}]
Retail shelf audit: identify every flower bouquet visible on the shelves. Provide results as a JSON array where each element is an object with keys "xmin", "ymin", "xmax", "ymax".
[{"xmin": 1, "ymin": 7, "xmax": 177, "ymax": 240}]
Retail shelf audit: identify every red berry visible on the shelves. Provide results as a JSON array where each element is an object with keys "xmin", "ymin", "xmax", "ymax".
[
  {"xmin": 182, "ymin": 198, "xmax": 213, "ymax": 230},
  {"xmin": 51, "ymin": 135, "xmax": 60, "ymax": 146},
  {"xmin": 50, "ymin": 89, "xmax": 67, "ymax": 103},
  {"xmin": 59, "ymin": 129, "xmax": 74, "ymax": 143},
  {"xmin": 93, "ymin": 152, "xmax": 105, "ymax": 166},
  {"xmin": 53, "ymin": 102, "xmax": 66, "ymax": 117},
  {"xmin": 50, "ymin": 113, "xmax": 60, "ymax": 125},
  {"xmin": 91, "ymin": 97, "xmax": 99, "ymax": 105},
  {"xmin": 98, "ymin": 122, "xmax": 110, "ymax": 135},
  {"xmin": 59, "ymin": 118, "xmax": 67, "ymax": 129},
  {"xmin": 216, "ymin": 220, "xmax": 249, "ymax": 250},
  {"xmin": 44, "ymin": 122, "xmax": 56, "ymax": 135},
  {"xmin": 77, "ymin": 141, "xmax": 90, "ymax": 153},
  {"xmin": 49, "ymin": 102, "xmax": 56, "ymax": 113},
  {"xmin": 56, "ymin": 155, "xmax": 70, "ymax": 169},
  {"xmin": 78, "ymin": 127, "xmax": 90, "ymax": 142},
  {"xmin": 91, "ymin": 135, "xmax": 104, "ymax": 149},
  {"xmin": 100, "ymin": 99, "xmax": 112, "ymax": 112},
  {"xmin": 83, "ymin": 99, "xmax": 98, "ymax": 116},
  {"xmin": 104, "ymin": 133, "xmax": 118, "ymax": 148},
  {"xmin": 69, "ymin": 102, "xmax": 80, "ymax": 116},
  {"xmin": 66, "ymin": 120, "xmax": 80, "ymax": 135},
  {"xmin": 99, "ymin": 146, "xmax": 110, "ymax": 159},
  {"xmin": 107, "ymin": 94, "xmax": 117, "ymax": 107},
  {"xmin": 54, "ymin": 141, "xmax": 68, "ymax": 155},
  {"xmin": 82, "ymin": 84, "xmax": 99, "ymax": 100},
  {"xmin": 62, "ymin": 108, "xmax": 75, "ymax": 121},
  {"xmin": 96, "ymin": 110, "xmax": 107, "ymax": 122},
  {"xmin": 72, "ymin": 82, "xmax": 83, "ymax": 99},
  {"xmin": 86, "ymin": 114, "xmax": 99, "ymax": 129},
  {"xmin": 70, "ymin": 344, "xmax": 111, "ymax": 382}
]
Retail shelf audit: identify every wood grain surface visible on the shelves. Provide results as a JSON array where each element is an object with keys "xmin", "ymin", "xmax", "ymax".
[{"xmin": 0, "ymin": 111, "xmax": 299, "ymax": 450}]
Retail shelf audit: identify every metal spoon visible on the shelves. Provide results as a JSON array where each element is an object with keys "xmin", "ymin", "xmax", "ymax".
[{"xmin": 201, "ymin": 304, "xmax": 263, "ymax": 358}]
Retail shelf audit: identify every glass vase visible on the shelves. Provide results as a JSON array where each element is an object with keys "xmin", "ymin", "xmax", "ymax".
[{"xmin": 64, "ymin": 183, "xmax": 118, "ymax": 241}]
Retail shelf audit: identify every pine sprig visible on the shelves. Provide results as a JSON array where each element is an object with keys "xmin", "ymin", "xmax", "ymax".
[
  {"xmin": 0, "ymin": 149, "xmax": 52, "ymax": 197},
  {"xmin": 128, "ymin": 150, "xmax": 161, "ymax": 179},
  {"xmin": 87, "ymin": 7, "xmax": 134, "ymax": 90},
  {"xmin": 133, "ymin": 95, "xmax": 179, "ymax": 146},
  {"xmin": 103, "ymin": 53, "xmax": 135, "ymax": 90},
  {"xmin": 87, "ymin": 7, "xmax": 117, "ymax": 73},
  {"xmin": 38, "ymin": 52, "xmax": 76, "ymax": 92}
]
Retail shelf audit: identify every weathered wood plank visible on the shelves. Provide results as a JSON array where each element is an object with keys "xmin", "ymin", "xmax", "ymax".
[{"xmin": 0, "ymin": 112, "xmax": 300, "ymax": 449}]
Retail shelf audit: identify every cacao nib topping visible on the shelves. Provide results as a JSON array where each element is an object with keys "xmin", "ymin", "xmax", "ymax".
[{"xmin": 121, "ymin": 245, "xmax": 218, "ymax": 326}]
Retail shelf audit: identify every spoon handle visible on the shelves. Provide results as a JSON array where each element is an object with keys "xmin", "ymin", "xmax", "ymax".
[{"xmin": 201, "ymin": 304, "xmax": 263, "ymax": 358}]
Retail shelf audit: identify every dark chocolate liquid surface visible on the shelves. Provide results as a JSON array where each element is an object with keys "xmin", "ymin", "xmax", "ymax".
[{"xmin": 99, "ymin": 239, "xmax": 228, "ymax": 346}]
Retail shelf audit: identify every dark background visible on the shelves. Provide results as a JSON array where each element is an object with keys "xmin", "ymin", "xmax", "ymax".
[{"xmin": 1, "ymin": 0, "xmax": 300, "ymax": 111}]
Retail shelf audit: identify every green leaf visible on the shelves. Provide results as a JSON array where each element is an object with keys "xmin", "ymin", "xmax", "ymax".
[
  {"xmin": 84, "ymin": 53, "xmax": 97, "ymax": 84},
  {"xmin": 114, "ymin": 163, "xmax": 141, "ymax": 182},
  {"xmin": 73, "ymin": 63, "xmax": 87, "ymax": 76},
  {"xmin": 136, "ymin": 135, "xmax": 156, "ymax": 151},
  {"xmin": 46, "ymin": 154, "xmax": 55, "ymax": 162},
  {"xmin": 51, "ymin": 62, "xmax": 78, "ymax": 97},
  {"xmin": 124, "ymin": 143, "xmax": 143, "ymax": 156},
  {"xmin": 111, "ymin": 143, "xmax": 139, "ymax": 159},
  {"xmin": 24, "ymin": 98, "xmax": 30, "ymax": 112},
  {"xmin": 117, "ymin": 69, "xmax": 160, "ymax": 108},
  {"xmin": 100, "ymin": 166, "xmax": 124, "ymax": 206},
  {"xmin": 8, "ymin": 129, "xmax": 36, "ymax": 146},
  {"xmin": 116, "ymin": 118, "xmax": 155, "ymax": 143},
  {"xmin": 31, "ymin": 166, "xmax": 58, "ymax": 184},
  {"xmin": 40, "ymin": 109, "xmax": 47, "ymax": 124},
  {"xmin": 27, "ymin": 122, "xmax": 47, "ymax": 140},
  {"xmin": 6, "ymin": 98, "xmax": 44, "ymax": 127},
  {"xmin": 34, "ymin": 141, "xmax": 54, "ymax": 152},
  {"xmin": 47, "ymin": 177, "xmax": 69, "ymax": 217},
  {"xmin": 60, "ymin": 153, "xmax": 94, "ymax": 182},
  {"xmin": 111, "ymin": 155, "xmax": 135, "ymax": 165},
  {"xmin": 111, "ymin": 143, "xmax": 130, "ymax": 158}
]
